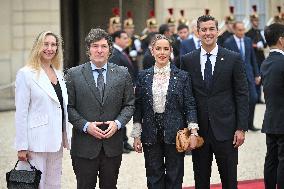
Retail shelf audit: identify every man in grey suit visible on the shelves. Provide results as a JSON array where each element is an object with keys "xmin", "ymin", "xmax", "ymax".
[{"xmin": 66, "ymin": 28, "xmax": 135, "ymax": 189}]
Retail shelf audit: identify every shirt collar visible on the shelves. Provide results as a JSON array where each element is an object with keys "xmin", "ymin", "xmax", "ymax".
[
  {"xmin": 200, "ymin": 44, "xmax": 218, "ymax": 56},
  {"xmin": 113, "ymin": 43, "xmax": 123, "ymax": 52},
  {"xmin": 233, "ymin": 35, "xmax": 244, "ymax": 42},
  {"xmin": 270, "ymin": 49, "xmax": 284, "ymax": 55},
  {"xmin": 154, "ymin": 62, "xmax": 171, "ymax": 74},
  {"xmin": 90, "ymin": 62, "xmax": 108, "ymax": 71}
]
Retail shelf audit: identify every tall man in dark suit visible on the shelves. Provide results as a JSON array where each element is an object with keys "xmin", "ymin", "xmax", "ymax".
[
  {"xmin": 181, "ymin": 15, "xmax": 249, "ymax": 189},
  {"xmin": 109, "ymin": 30, "xmax": 136, "ymax": 153},
  {"xmin": 110, "ymin": 30, "xmax": 136, "ymax": 83},
  {"xmin": 246, "ymin": 7, "xmax": 267, "ymax": 103},
  {"xmin": 180, "ymin": 19, "xmax": 200, "ymax": 57},
  {"xmin": 66, "ymin": 28, "xmax": 135, "ymax": 189},
  {"xmin": 261, "ymin": 23, "xmax": 284, "ymax": 189},
  {"xmin": 224, "ymin": 21, "xmax": 261, "ymax": 131}
]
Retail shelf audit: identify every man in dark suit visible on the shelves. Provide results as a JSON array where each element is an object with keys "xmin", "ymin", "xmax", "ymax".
[
  {"xmin": 180, "ymin": 19, "xmax": 200, "ymax": 57},
  {"xmin": 261, "ymin": 23, "xmax": 284, "ymax": 189},
  {"xmin": 110, "ymin": 30, "xmax": 136, "ymax": 84},
  {"xmin": 66, "ymin": 28, "xmax": 135, "ymax": 189},
  {"xmin": 224, "ymin": 21, "xmax": 261, "ymax": 131},
  {"xmin": 181, "ymin": 15, "xmax": 249, "ymax": 189},
  {"xmin": 172, "ymin": 24, "xmax": 190, "ymax": 68},
  {"xmin": 246, "ymin": 7, "xmax": 267, "ymax": 103},
  {"xmin": 109, "ymin": 30, "xmax": 136, "ymax": 153}
]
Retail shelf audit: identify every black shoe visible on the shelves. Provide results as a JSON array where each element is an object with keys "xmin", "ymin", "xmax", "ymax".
[
  {"xmin": 124, "ymin": 142, "xmax": 134, "ymax": 151},
  {"xmin": 257, "ymin": 100, "xmax": 265, "ymax": 104},
  {"xmin": 248, "ymin": 126, "xmax": 260, "ymax": 131},
  {"xmin": 185, "ymin": 151, "xmax": 192, "ymax": 156},
  {"xmin": 123, "ymin": 148, "xmax": 131, "ymax": 154}
]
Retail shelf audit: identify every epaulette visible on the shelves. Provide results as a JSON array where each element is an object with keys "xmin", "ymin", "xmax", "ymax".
[
  {"xmin": 134, "ymin": 34, "xmax": 140, "ymax": 39},
  {"xmin": 140, "ymin": 34, "xmax": 147, "ymax": 41}
]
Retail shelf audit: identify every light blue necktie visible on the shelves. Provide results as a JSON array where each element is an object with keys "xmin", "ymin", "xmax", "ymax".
[{"xmin": 239, "ymin": 38, "xmax": 245, "ymax": 61}]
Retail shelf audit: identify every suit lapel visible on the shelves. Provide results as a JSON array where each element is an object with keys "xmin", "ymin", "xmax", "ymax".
[
  {"xmin": 32, "ymin": 68, "xmax": 59, "ymax": 103},
  {"xmin": 232, "ymin": 38, "xmax": 240, "ymax": 53},
  {"xmin": 165, "ymin": 65, "xmax": 178, "ymax": 111},
  {"xmin": 192, "ymin": 50, "xmax": 204, "ymax": 88},
  {"xmin": 145, "ymin": 67, "xmax": 154, "ymax": 108},
  {"xmin": 55, "ymin": 69, "xmax": 68, "ymax": 106},
  {"xmin": 82, "ymin": 63, "xmax": 102, "ymax": 104},
  {"xmin": 212, "ymin": 48, "xmax": 225, "ymax": 86},
  {"xmin": 244, "ymin": 38, "xmax": 249, "ymax": 59},
  {"xmin": 102, "ymin": 63, "xmax": 117, "ymax": 104}
]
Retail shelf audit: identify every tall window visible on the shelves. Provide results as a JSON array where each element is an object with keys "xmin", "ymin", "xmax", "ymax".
[{"xmin": 229, "ymin": 0, "xmax": 267, "ymax": 29}]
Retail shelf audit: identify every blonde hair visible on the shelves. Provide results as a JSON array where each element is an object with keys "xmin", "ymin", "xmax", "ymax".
[{"xmin": 26, "ymin": 31, "xmax": 63, "ymax": 71}]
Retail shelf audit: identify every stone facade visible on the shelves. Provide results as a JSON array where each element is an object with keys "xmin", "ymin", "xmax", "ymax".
[{"xmin": 0, "ymin": 0, "xmax": 60, "ymax": 110}]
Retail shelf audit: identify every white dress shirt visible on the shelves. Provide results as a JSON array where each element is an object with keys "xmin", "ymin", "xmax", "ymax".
[
  {"xmin": 270, "ymin": 48, "xmax": 284, "ymax": 55},
  {"xmin": 200, "ymin": 45, "xmax": 218, "ymax": 80},
  {"xmin": 233, "ymin": 35, "xmax": 245, "ymax": 57}
]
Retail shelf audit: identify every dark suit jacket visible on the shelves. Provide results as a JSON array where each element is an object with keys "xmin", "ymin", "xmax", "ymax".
[
  {"xmin": 142, "ymin": 48, "xmax": 155, "ymax": 70},
  {"xmin": 246, "ymin": 28, "xmax": 267, "ymax": 66},
  {"xmin": 180, "ymin": 47, "xmax": 249, "ymax": 141},
  {"xmin": 133, "ymin": 64, "xmax": 197, "ymax": 144},
  {"xmin": 217, "ymin": 30, "xmax": 233, "ymax": 47},
  {"xmin": 224, "ymin": 36, "xmax": 259, "ymax": 83},
  {"xmin": 109, "ymin": 47, "xmax": 136, "ymax": 83},
  {"xmin": 180, "ymin": 38, "xmax": 197, "ymax": 56},
  {"xmin": 66, "ymin": 62, "xmax": 135, "ymax": 158},
  {"xmin": 261, "ymin": 51, "xmax": 284, "ymax": 134}
]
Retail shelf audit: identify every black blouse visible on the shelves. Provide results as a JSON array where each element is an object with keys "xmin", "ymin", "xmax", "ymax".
[{"xmin": 51, "ymin": 81, "xmax": 64, "ymax": 130}]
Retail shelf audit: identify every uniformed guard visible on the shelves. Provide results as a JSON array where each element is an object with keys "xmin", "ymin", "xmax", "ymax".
[
  {"xmin": 108, "ymin": 7, "xmax": 121, "ymax": 34},
  {"xmin": 166, "ymin": 8, "xmax": 177, "ymax": 38},
  {"xmin": 217, "ymin": 6, "xmax": 235, "ymax": 47},
  {"xmin": 267, "ymin": 6, "xmax": 284, "ymax": 25},
  {"xmin": 178, "ymin": 9, "xmax": 189, "ymax": 26},
  {"xmin": 124, "ymin": 11, "xmax": 142, "ymax": 73},
  {"xmin": 141, "ymin": 10, "xmax": 158, "ymax": 53},
  {"xmin": 246, "ymin": 5, "xmax": 267, "ymax": 103}
]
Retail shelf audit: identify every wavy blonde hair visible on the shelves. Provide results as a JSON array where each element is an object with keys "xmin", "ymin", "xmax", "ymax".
[{"xmin": 26, "ymin": 31, "xmax": 63, "ymax": 71}]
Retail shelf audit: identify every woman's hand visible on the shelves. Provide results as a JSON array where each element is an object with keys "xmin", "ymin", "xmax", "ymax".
[
  {"xmin": 17, "ymin": 150, "xmax": 29, "ymax": 161},
  {"xmin": 133, "ymin": 137, "xmax": 143, "ymax": 153},
  {"xmin": 188, "ymin": 135, "xmax": 198, "ymax": 150}
]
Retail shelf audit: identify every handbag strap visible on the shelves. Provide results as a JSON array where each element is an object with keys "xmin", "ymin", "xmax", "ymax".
[{"xmin": 14, "ymin": 160, "xmax": 37, "ymax": 171}]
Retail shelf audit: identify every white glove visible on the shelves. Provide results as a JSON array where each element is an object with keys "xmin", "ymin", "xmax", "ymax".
[
  {"xmin": 129, "ymin": 50, "xmax": 138, "ymax": 57},
  {"xmin": 256, "ymin": 41, "xmax": 264, "ymax": 49}
]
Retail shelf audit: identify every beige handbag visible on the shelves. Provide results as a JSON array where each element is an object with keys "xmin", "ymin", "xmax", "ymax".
[{"xmin": 176, "ymin": 128, "xmax": 204, "ymax": 152}]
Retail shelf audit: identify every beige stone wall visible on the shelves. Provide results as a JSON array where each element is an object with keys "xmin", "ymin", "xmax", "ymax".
[{"xmin": 0, "ymin": 0, "xmax": 60, "ymax": 108}]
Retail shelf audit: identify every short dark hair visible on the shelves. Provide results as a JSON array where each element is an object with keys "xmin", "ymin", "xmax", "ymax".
[
  {"xmin": 111, "ymin": 30, "xmax": 127, "ymax": 42},
  {"xmin": 159, "ymin": 24, "xmax": 170, "ymax": 35},
  {"xmin": 264, "ymin": 23, "xmax": 284, "ymax": 47},
  {"xmin": 85, "ymin": 28, "xmax": 113, "ymax": 56},
  {"xmin": 177, "ymin": 24, "xmax": 189, "ymax": 31},
  {"xmin": 197, "ymin": 15, "xmax": 218, "ymax": 31}
]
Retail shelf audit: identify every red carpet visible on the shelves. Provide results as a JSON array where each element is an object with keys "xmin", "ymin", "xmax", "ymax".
[{"xmin": 183, "ymin": 179, "xmax": 264, "ymax": 189}]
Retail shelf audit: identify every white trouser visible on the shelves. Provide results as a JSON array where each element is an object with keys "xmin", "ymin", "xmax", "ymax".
[{"xmin": 17, "ymin": 146, "xmax": 63, "ymax": 189}]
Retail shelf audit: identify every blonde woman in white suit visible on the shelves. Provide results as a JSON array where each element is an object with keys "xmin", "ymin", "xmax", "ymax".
[{"xmin": 14, "ymin": 31, "xmax": 72, "ymax": 189}]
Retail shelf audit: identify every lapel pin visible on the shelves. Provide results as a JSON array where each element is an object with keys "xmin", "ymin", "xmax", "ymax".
[
  {"xmin": 221, "ymin": 57, "xmax": 224, "ymax": 61},
  {"xmin": 111, "ymin": 69, "xmax": 114, "ymax": 71},
  {"xmin": 174, "ymin": 77, "xmax": 177, "ymax": 79}
]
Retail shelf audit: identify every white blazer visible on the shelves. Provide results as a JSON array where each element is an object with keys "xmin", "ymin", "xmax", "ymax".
[{"xmin": 15, "ymin": 66, "xmax": 72, "ymax": 152}]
